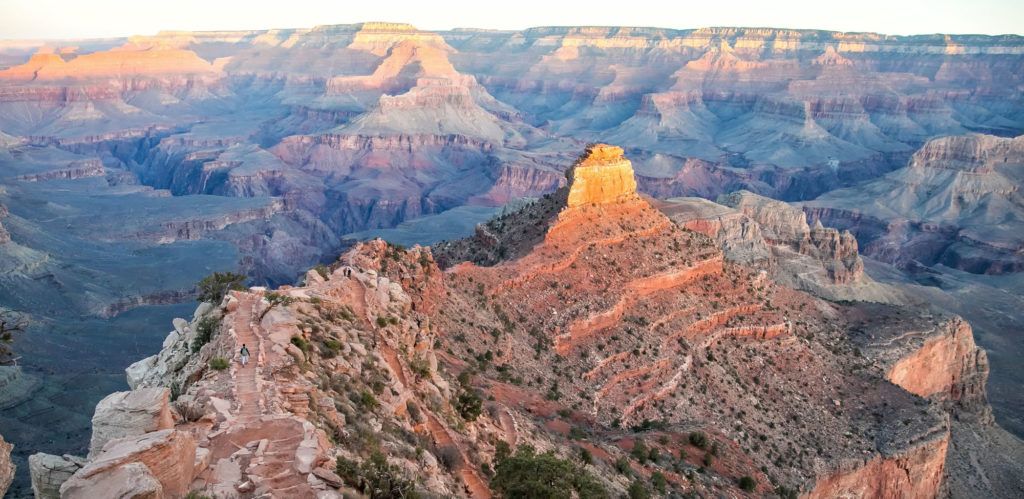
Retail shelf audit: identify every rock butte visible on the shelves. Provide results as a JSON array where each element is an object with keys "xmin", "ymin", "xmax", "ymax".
[{"xmin": 565, "ymin": 144, "xmax": 639, "ymax": 208}]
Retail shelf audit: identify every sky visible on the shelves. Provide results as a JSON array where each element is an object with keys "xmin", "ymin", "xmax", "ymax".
[{"xmin": 1, "ymin": 0, "xmax": 1021, "ymax": 40}]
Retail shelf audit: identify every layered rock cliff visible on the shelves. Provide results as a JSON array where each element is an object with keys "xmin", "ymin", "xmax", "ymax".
[
  {"xmin": 803, "ymin": 134, "xmax": 1024, "ymax": 275},
  {"xmin": 656, "ymin": 191, "xmax": 901, "ymax": 303}
]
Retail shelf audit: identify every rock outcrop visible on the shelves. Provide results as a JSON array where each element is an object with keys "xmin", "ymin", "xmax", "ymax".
[
  {"xmin": 29, "ymin": 453, "xmax": 84, "ymax": 499},
  {"xmin": 565, "ymin": 144, "xmax": 639, "ymax": 207},
  {"xmin": 658, "ymin": 191, "xmax": 901, "ymax": 303},
  {"xmin": 61, "ymin": 429, "xmax": 196, "ymax": 498},
  {"xmin": 807, "ymin": 430, "xmax": 950, "ymax": 499},
  {"xmin": 0, "ymin": 433, "xmax": 13, "ymax": 497},
  {"xmin": 88, "ymin": 387, "xmax": 175, "ymax": 458},
  {"xmin": 719, "ymin": 190, "xmax": 864, "ymax": 285},
  {"xmin": 885, "ymin": 317, "xmax": 990, "ymax": 412}
]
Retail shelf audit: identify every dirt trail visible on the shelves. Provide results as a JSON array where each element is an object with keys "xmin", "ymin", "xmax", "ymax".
[
  {"xmin": 422, "ymin": 412, "xmax": 491, "ymax": 498},
  {"xmin": 198, "ymin": 294, "xmax": 312, "ymax": 497},
  {"xmin": 233, "ymin": 296, "xmax": 262, "ymax": 423}
]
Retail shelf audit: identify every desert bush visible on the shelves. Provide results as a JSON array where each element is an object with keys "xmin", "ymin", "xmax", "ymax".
[
  {"xmin": 630, "ymin": 439, "xmax": 649, "ymax": 463},
  {"xmin": 627, "ymin": 479, "xmax": 650, "ymax": 499},
  {"xmin": 355, "ymin": 390, "xmax": 379, "ymax": 411},
  {"xmin": 209, "ymin": 357, "xmax": 229, "ymax": 370},
  {"xmin": 196, "ymin": 271, "xmax": 246, "ymax": 304},
  {"xmin": 651, "ymin": 471, "xmax": 667, "ymax": 494},
  {"xmin": 689, "ymin": 431, "xmax": 708, "ymax": 449},
  {"xmin": 335, "ymin": 451, "xmax": 418, "ymax": 499},
  {"xmin": 291, "ymin": 335, "xmax": 310, "ymax": 352},
  {"xmin": 739, "ymin": 475, "xmax": 757, "ymax": 492},
  {"xmin": 191, "ymin": 315, "xmax": 221, "ymax": 353},
  {"xmin": 409, "ymin": 355, "xmax": 431, "ymax": 379},
  {"xmin": 455, "ymin": 390, "xmax": 483, "ymax": 422},
  {"xmin": 491, "ymin": 445, "xmax": 607, "ymax": 498},
  {"xmin": 266, "ymin": 292, "xmax": 295, "ymax": 308}
]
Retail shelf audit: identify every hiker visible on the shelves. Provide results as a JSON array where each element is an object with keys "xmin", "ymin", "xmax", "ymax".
[{"xmin": 240, "ymin": 343, "xmax": 250, "ymax": 366}]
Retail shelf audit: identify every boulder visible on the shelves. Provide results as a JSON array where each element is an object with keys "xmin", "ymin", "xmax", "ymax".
[
  {"xmin": 60, "ymin": 462, "xmax": 162, "ymax": 499},
  {"xmin": 124, "ymin": 356, "xmax": 157, "ymax": 390},
  {"xmin": 0, "ymin": 433, "xmax": 13, "ymax": 497},
  {"xmin": 28, "ymin": 453, "xmax": 82, "ymax": 499},
  {"xmin": 89, "ymin": 388, "xmax": 174, "ymax": 458},
  {"xmin": 311, "ymin": 467, "xmax": 344, "ymax": 488},
  {"xmin": 66, "ymin": 429, "xmax": 195, "ymax": 498}
]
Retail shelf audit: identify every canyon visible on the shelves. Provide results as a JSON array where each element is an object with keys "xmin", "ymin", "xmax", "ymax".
[
  {"xmin": 20, "ymin": 145, "xmax": 1022, "ymax": 498},
  {"xmin": 0, "ymin": 21, "xmax": 1022, "ymax": 497}
]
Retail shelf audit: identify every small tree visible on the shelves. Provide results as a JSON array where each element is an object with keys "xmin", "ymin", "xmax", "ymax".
[
  {"xmin": 196, "ymin": 272, "xmax": 247, "ymax": 304},
  {"xmin": 0, "ymin": 309, "xmax": 27, "ymax": 365},
  {"xmin": 631, "ymin": 438, "xmax": 649, "ymax": 463},
  {"xmin": 688, "ymin": 431, "xmax": 708, "ymax": 449},
  {"xmin": 651, "ymin": 471, "xmax": 667, "ymax": 494},
  {"xmin": 456, "ymin": 390, "xmax": 483, "ymax": 422},
  {"xmin": 627, "ymin": 479, "xmax": 650, "ymax": 499},
  {"xmin": 738, "ymin": 475, "xmax": 757, "ymax": 492},
  {"xmin": 491, "ymin": 445, "xmax": 607, "ymax": 498}
]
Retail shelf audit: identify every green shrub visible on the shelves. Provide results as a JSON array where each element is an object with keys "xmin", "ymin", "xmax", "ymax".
[
  {"xmin": 739, "ymin": 475, "xmax": 757, "ymax": 492},
  {"xmin": 579, "ymin": 446, "xmax": 593, "ymax": 465},
  {"xmin": 614, "ymin": 456, "xmax": 631, "ymax": 475},
  {"xmin": 491, "ymin": 445, "xmax": 607, "ymax": 498},
  {"xmin": 291, "ymin": 335, "xmax": 310, "ymax": 352},
  {"xmin": 266, "ymin": 292, "xmax": 295, "ymax": 308},
  {"xmin": 688, "ymin": 431, "xmax": 708, "ymax": 449},
  {"xmin": 356, "ymin": 390, "xmax": 379, "ymax": 410},
  {"xmin": 209, "ymin": 357, "xmax": 229, "ymax": 370},
  {"xmin": 335, "ymin": 451, "xmax": 419, "ymax": 499},
  {"xmin": 631, "ymin": 439, "xmax": 649, "ymax": 463},
  {"xmin": 455, "ymin": 390, "xmax": 483, "ymax": 422},
  {"xmin": 651, "ymin": 471, "xmax": 667, "ymax": 494},
  {"xmin": 321, "ymin": 339, "xmax": 342, "ymax": 358},
  {"xmin": 196, "ymin": 271, "xmax": 246, "ymax": 304},
  {"xmin": 191, "ymin": 316, "xmax": 220, "ymax": 353},
  {"xmin": 409, "ymin": 355, "xmax": 431, "ymax": 379},
  {"xmin": 627, "ymin": 479, "xmax": 650, "ymax": 499}
]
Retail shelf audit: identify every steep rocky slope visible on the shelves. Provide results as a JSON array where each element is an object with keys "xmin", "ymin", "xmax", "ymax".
[
  {"xmin": 656, "ymin": 191, "xmax": 904, "ymax": 303},
  {"xmin": 41, "ymin": 144, "xmax": 1023, "ymax": 498}
]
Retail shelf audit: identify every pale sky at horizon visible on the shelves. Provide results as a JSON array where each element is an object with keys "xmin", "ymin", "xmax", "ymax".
[{"xmin": 1, "ymin": 0, "xmax": 1022, "ymax": 40}]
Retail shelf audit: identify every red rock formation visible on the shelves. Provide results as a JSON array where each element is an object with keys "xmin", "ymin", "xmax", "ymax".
[
  {"xmin": 807, "ymin": 432, "xmax": 949, "ymax": 499},
  {"xmin": 565, "ymin": 144, "xmax": 639, "ymax": 207},
  {"xmin": 0, "ymin": 46, "xmax": 221, "ymax": 82}
]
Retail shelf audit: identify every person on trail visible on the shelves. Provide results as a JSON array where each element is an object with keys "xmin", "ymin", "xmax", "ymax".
[{"xmin": 240, "ymin": 344, "xmax": 250, "ymax": 366}]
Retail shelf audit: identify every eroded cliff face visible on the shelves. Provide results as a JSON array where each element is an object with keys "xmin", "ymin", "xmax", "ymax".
[
  {"xmin": 565, "ymin": 144, "xmax": 639, "ymax": 207},
  {"xmin": 719, "ymin": 190, "xmax": 864, "ymax": 285},
  {"xmin": 806, "ymin": 432, "xmax": 949, "ymax": 499},
  {"xmin": 657, "ymin": 191, "xmax": 898, "ymax": 303},
  {"xmin": 886, "ymin": 317, "xmax": 990, "ymax": 413}
]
